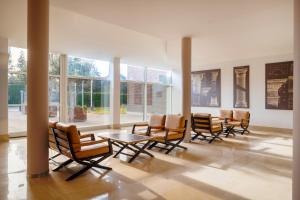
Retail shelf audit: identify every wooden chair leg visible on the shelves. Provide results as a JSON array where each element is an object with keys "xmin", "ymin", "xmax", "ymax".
[
  {"xmin": 191, "ymin": 133, "xmax": 199, "ymax": 140},
  {"xmin": 66, "ymin": 155, "xmax": 111, "ymax": 181},
  {"xmin": 53, "ymin": 159, "xmax": 73, "ymax": 171},
  {"xmin": 49, "ymin": 152, "xmax": 61, "ymax": 161},
  {"xmin": 165, "ymin": 140, "xmax": 186, "ymax": 154},
  {"xmin": 148, "ymin": 141, "xmax": 158, "ymax": 150}
]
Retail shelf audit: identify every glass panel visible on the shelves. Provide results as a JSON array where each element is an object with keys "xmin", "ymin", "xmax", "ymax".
[
  {"xmin": 147, "ymin": 68, "xmax": 171, "ymax": 85},
  {"xmin": 67, "ymin": 56, "xmax": 111, "ymax": 127},
  {"xmin": 8, "ymin": 73, "xmax": 27, "ymax": 133},
  {"xmin": 8, "ymin": 47, "xmax": 61, "ymax": 134},
  {"xmin": 146, "ymin": 84, "xmax": 169, "ymax": 117},
  {"xmin": 49, "ymin": 77, "xmax": 60, "ymax": 122},
  {"xmin": 120, "ymin": 64, "xmax": 145, "ymax": 82},
  {"xmin": 68, "ymin": 56, "xmax": 110, "ymax": 78},
  {"xmin": 49, "ymin": 54, "xmax": 60, "ymax": 75},
  {"xmin": 120, "ymin": 82, "xmax": 145, "ymax": 123},
  {"xmin": 8, "ymin": 47, "xmax": 27, "ymax": 73}
]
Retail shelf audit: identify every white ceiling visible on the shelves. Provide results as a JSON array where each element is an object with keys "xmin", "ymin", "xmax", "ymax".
[
  {"xmin": 0, "ymin": 0, "xmax": 294, "ymax": 68},
  {"xmin": 51, "ymin": 0, "xmax": 293, "ymax": 38}
]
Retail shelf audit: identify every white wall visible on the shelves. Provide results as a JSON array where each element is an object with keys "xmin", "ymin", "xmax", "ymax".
[{"xmin": 189, "ymin": 54, "xmax": 293, "ymax": 129}]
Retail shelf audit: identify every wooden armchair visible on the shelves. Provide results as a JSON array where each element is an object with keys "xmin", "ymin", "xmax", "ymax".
[
  {"xmin": 48, "ymin": 121, "xmax": 96, "ymax": 161},
  {"xmin": 51, "ymin": 123, "xmax": 113, "ymax": 181},
  {"xmin": 232, "ymin": 110, "xmax": 250, "ymax": 134},
  {"xmin": 191, "ymin": 113, "xmax": 223, "ymax": 143},
  {"xmin": 132, "ymin": 114, "xmax": 166, "ymax": 136},
  {"xmin": 148, "ymin": 114, "xmax": 187, "ymax": 154}
]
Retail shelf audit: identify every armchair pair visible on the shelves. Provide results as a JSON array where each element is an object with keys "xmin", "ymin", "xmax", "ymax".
[
  {"xmin": 49, "ymin": 122, "xmax": 113, "ymax": 181},
  {"xmin": 132, "ymin": 114, "xmax": 188, "ymax": 154},
  {"xmin": 216, "ymin": 109, "xmax": 250, "ymax": 135}
]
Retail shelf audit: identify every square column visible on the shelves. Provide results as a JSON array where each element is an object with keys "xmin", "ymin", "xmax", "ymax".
[
  {"xmin": 182, "ymin": 37, "xmax": 192, "ymax": 141},
  {"xmin": 0, "ymin": 37, "xmax": 9, "ymax": 141},
  {"xmin": 110, "ymin": 57, "xmax": 121, "ymax": 129}
]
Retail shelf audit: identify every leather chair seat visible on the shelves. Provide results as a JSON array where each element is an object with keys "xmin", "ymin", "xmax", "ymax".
[
  {"xmin": 152, "ymin": 131, "xmax": 184, "ymax": 142},
  {"xmin": 75, "ymin": 143, "xmax": 110, "ymax": 159}
]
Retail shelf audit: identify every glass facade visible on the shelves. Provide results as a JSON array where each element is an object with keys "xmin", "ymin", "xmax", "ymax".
[
  {"xmin": 7, "ymin": 47, "xmax": 172, "ymax": 133},
  {"xmin": 8, "ymin": 47, "xmax": 61, "ymax": 133}
]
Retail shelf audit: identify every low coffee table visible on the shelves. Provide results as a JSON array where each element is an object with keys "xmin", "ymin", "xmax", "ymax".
[{"xmin": 98, "ymin": 133, "xmax": 154, "ymax": 163}]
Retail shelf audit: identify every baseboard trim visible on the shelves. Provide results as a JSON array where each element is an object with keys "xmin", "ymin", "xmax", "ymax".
[
  {"xmin": 0, "ymin": 134, "xmax": 9, "ymax": 141},
  {"xmin": 249, "ymin": 125, "xmax": 292, "ymax": 134}
]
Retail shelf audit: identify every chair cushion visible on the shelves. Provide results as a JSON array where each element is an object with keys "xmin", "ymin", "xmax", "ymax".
[
  {"xmin": 165, "ymin": 115, "xmax": 185, "ymax": 129},
  {"xmin": 233, "ymin": 110, "xmax": 249, "ymax": 121},
  {"xmin": 75, "ymin": 143, "xmax": 110, "ymax": 159},
  {"xmin": 219, "ymin": 110, "xmax": 233, "ymax": 120},
  {"xmin": 149, "ymin": 114, "xmax": 166, "ymax": 127},
  {"xmin": 152, "ymin": 131, "xmax": 184, "ymax": 142},
  {"xmin": 194, "ymin": 124, "xmax": 222, "ymax": 133}
]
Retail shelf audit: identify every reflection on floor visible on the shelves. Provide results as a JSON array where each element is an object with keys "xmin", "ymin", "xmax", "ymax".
[{"xmin": 0, "ymin": 128, "xmax": 292, "ymax": 200}]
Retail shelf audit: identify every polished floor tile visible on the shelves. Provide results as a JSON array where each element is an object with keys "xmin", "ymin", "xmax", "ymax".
[{"xmin": 0, "ymin": 129, "xmax": 292, "ymax": 200}]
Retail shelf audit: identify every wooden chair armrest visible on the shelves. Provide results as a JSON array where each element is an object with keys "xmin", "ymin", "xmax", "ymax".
[
  {"xmin": 80, "ymin": 133, "xmax": 95, "ymax": 141},
  {"xmin": 132, "ymin": 123, "xmax": 149, "ymax": 134},
  {"xmin": 80, "ymin": 139, "xmax": 108, "ymax": 147}
]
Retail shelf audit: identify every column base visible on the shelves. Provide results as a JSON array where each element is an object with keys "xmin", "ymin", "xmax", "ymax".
[
  {"xmin": 0, "ymin": 134, "xmax": 9, "ymax": 142},
  {"xmin": 27, "ymin": 170, "xmax": 49, "ymax": 178},
  {"xmin": 111, "ymin": 124, "xmax": 121, "ymax": 129}
]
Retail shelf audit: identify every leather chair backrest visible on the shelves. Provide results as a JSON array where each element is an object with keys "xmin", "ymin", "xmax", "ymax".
[
  {"xmin": 55, "ymin": 123, "xmax": 81, "ymax": 154},
  {"xmin": 191, "ymin": 113, "xmax": 212, "ymax": 131},
  {"xmin": 165, "ymin": 114, "xmax": 185, "ymax": 129},
  {"xmin": 233, "ymin": 110, "xmax": 250, "ymax": 122},
  {"xmin": 219, "ymin": 110, "xmax": 233, "ymax": 120},
  {"xmin": 149, "ymin": 114, "xmax": 166, "ymax": 128}
]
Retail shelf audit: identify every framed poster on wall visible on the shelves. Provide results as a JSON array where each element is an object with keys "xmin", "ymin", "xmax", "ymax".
[
  {"xmin": 265, "ymin": 61, "xmax": 293, "ymax": 110},
  {"xmin": 233, "ymin": 66, "xmax": 250, "ymax": 108},
  {"xmin": 191, "ymin": 69, "xmax": 221, "ymax": 107}
]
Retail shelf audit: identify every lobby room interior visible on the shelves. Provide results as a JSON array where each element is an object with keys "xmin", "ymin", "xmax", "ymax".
[{"xmin": 0, "ymin": 0, "xmax": 299, "ymax": 200}]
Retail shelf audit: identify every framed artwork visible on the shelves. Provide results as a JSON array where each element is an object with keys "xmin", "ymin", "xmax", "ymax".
[
  {"xmin": 265, "ymin": 61, "xmax": 293, "ymax": 110},
  {"xmin": 192, "ymin": 69, "xmax": 221, "ymax": 107},
  {"xmin": 233, "ymin": 66, "xmax": 250, "ymax": 108}
]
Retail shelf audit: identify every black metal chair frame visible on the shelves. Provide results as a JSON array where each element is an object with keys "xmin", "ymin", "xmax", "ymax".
[
  {"xmin": 191, "ymin": 114, "xmax": 223, "ymax": 144},
  {"xmin": 148, "ymin": 120, "xmax": 188, "ymax": 154},
  {"xmin": 51, "ymin": 127, "xmax": 113, "ymax": 181}
]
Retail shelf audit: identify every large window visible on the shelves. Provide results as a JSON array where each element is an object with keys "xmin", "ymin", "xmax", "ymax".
[
  {"xmin": 67, "ymin": 56, "xmax": 110, "ymax": 127},
  {"xmin": 146, "ymin": 68, "xmax": 172, "ymax": 118},
  {"xmin": 8, "ymin": 47, "xmax": 61, "ymax": 134},
  {"xmin": 120, "ymin": 64, "xmax": 145, "ymax": 123}
]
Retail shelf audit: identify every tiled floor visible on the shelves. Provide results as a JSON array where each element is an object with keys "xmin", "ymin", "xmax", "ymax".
[{"xmin": 0, "ymin": 128, "xmax": 292, "ymax": 200}]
